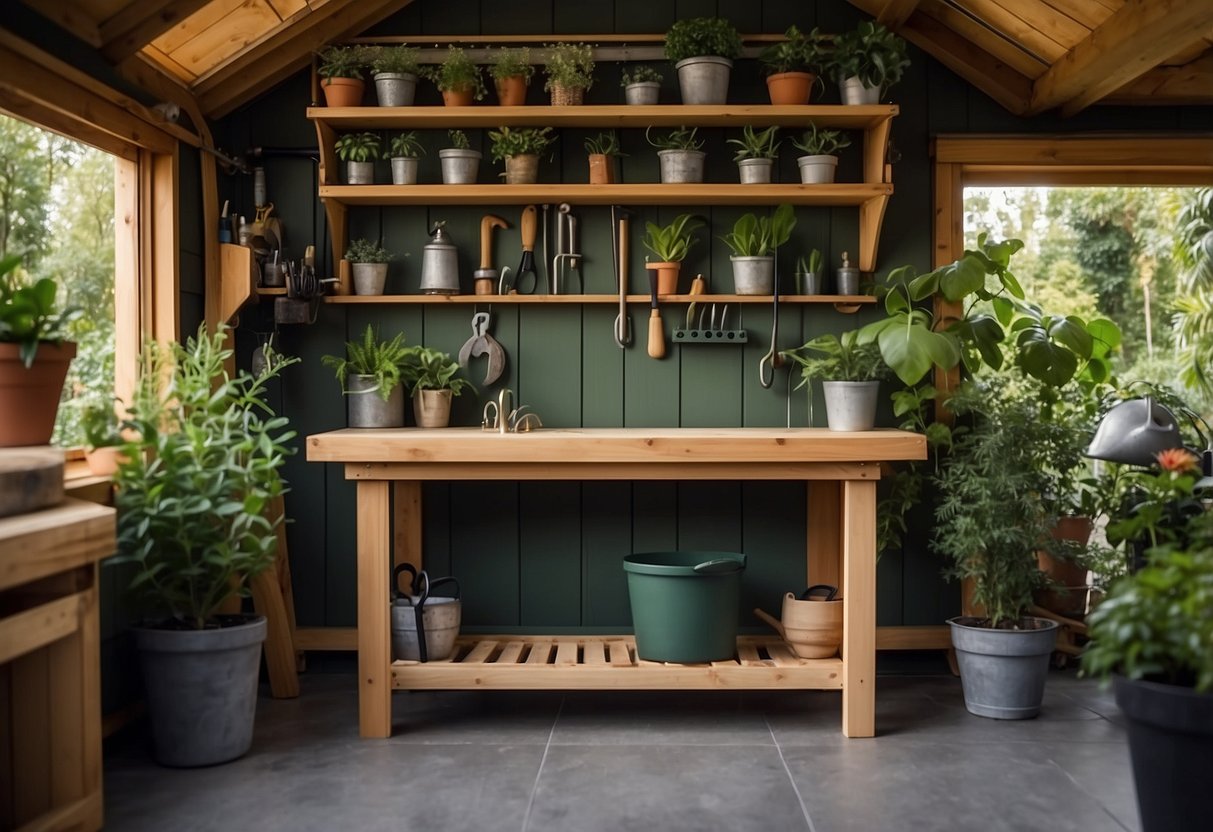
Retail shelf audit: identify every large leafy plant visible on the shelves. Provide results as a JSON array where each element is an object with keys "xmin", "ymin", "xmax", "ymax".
[
  {"xmin": 719, "ymin": 204, "xmax": 797, "ymax": 257},
  {"xmin": 403, "ymin": 346, "xmax": 474, "ymax": 395},
  {"xmin": 0, "ymin": 254, "xmax": 80, "ymax": 366},
  {"xmin": 322, "ymin": 324, "xmax": 410, "ymax": 403},
  {"xmin": 782, "ymin": 330, "xmax": 889, "ymax": 383},
  {"xmin": 829, "ymin": 20, "xmax": 909, "ymax": 90},
  {"xmin": 664, "ymin": 18, "xmax": 743, "ymax": 63},
  {"xmin": 642, "ymin": 214, "xmax": 703, "ymax": 263},
  {"xmin": 759, "ymin": 25, "xmax": 828, "ymax": 76},
  {"xmin": 113, "ymin": 324, "xmax": 298, "ymax": 630}
]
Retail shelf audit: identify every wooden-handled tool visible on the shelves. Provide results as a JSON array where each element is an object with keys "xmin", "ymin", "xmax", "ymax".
[
  {"xmin": 475, "ymin": 214, "xmax": 508, "ymax": 295},
  {"xmin": 647, "ymin": 270, "xmax": 665, "ymax": 359},
  {"xmin": 512, "ymin": 204, "xmax": 538, "ymax": 293}
]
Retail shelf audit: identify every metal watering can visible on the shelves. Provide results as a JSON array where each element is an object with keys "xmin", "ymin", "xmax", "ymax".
[{"xmin": 391, "ymin": 564, "xmax": 461, "ymax": 662}]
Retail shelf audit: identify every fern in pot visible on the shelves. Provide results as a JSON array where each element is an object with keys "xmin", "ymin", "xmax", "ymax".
[
  {"xmin": 334, "ymin": 131, "xmax": 381, "ymax": 184},
  {"xmin": 621, "ymin": 66, "xmax": 662, "ymax": 105},
  {"xmin": 488, "ymin": 126, "xmax": 554, "ymax": 185},
  {"xmin": 424, "ymin": 46, "xmax": 486, "ymax": 106},
  {"xmin": 791, "ymin": 124, "xmax": 851, "ymax": 184},
  {"xmin": 490, "ymin": 47, "xmax": 534, "ymax": 106},
  {"xmin": 344, "ymin": 238, "xmax": 393, "ymax": 295},
  {"xmin": 387, "ymin": 131, "xmax": 424, "ymax": 185},
  {"xmin": 322, "ymin": 324, "xmax": 410, "ymax": 428},
  {"xmin": 727, "ymin": 125, "xmax": 780, "ymax": 184},
  {"xmin": 830, "ymin": 20, "xmax": 909, "ymax": 105},
  {"xmin": 719, "ymin": 203, "xmax": 796, "ymax": 295},
  {"xmin": 664, "ymin": 17, "xmax": 742, "ymax": 105},
  {"xmin": 781, "ymin": 330, "xmax": 889, "ymax": 431},
  {"xmin": 439, "ymin": 129, "xmax": 481, "ymax": 184},
  {"xmin": 646, "ymin": 126, "xmax": 705, "ymax": 184},
  {"xmin": 369, "ymin": 45, "xmax": 420, "ymax": 106},
  {"xmin": 402, "ymin": 346, "xmax": 474, "ymax": 428},
  {"xmin": 113, "ymin": 324, "xmax": 297, "ymax": 767}
]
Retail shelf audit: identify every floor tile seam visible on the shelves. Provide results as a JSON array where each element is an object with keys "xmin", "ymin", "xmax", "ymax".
[
  {"xmin": 1044, "ymin": 757, "xmax": 1135, "ymax": 832},
  {"xmin": 764, "ymin": 713, "xmax": 817, "ymax": 832},
  {"xmin": 520, "ymin": 695, "xmax": 564, "ymax": 832}
]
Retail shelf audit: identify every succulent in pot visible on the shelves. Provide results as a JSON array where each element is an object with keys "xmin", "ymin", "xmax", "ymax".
[
  {"xmin": 621, "ymin": 66, "xmax": 663, "ymax": 105},
  {"xmin": 402, "ymin": 345, "xmax": 475, "ymax": 428},
  {"xmin": 794, "ymin": 248, "xmax": 825, "ymax": 294},
  {"xmin": 490, "ymin": 47, "xmax": 534, "ymax": 106},
  {"xmin": 829, "ymin": 20, "xmax": 909, "ymax": 104},
  {"xmin": 726, "ymin": 125, "xmax": 780, "ymax": 184},
  {"xmin": 646, "ymin": 126, "xmax": 706, "ymax": 184},
  {"xmin": 439, "ymin": 129, "xmax": 481, "ymax": 184},
  {"xmin": 322, "ymin": 324, "xmax": 411, "ymax": 428},
  {"xmin": 642, "ymin": 213, "xmax": 703, "ymax": 296},
  {"xmin": 719, "ymin": 203, "xmax": 796, "ymax": 295},
  {"xmin": 543, "ymin": 42, "xmax": 594, "ymax": 106},
  {"xmin": 317, "ymin": 45, "xmax": 366, "ymax": 107},
  {"xmin": 489, "ymin": 126, "xmax": 554, "ymax": 185},
  {"xmin": 334, "ymin": 131, "xmax": 381, "ymax": 184},
  {"xmin": 369, "ymin": 45, "xmax": 420, "ymax": 106},
  {"xmin": 344, "ymin": 238, "xmax": 394, "ymax": 296},
  {"xmin": 387, "ymin": 131, "xmax": 424, "ymax": 185},
  {"xmin": 664, "ymin": 17, "xmax": 742, "ymax": 105},
  {"xmin": 759, "ymin": 25, "xmax": 828, "ymax": 105},
  {"xmin": 584, "ymin": 130, "xmax": 624, "ymax": 184},
  {"xmin": 790, "ymin": 124, "xmax": 852, "ymax": 184},
  {"xmin": 423, "ymin": 46, "xmax": 486, "ymax": 106},
  {"xmin": 781, "ymin": 331, "xmax": 889, "ymax": 431}
]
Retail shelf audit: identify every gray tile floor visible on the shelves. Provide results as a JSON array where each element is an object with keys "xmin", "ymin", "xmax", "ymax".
[{"xmin": 103, "ymin": 671, "xmax": 1139, "ymax": 832}]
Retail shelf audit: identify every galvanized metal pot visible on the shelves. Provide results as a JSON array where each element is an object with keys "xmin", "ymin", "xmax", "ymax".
[
  {"xmin": 797, "ymin": 154, "xmax": 838, "ymax": 184},
  {"xmin": 738, "ymin": 158, "xmax": 773, "ymax": 184},
  {"xmin": 390, "ymin": 156, "xmax": 419, "ymax": 185},
  {"xmin": 840, "ymin": 75, "xmax": 881, "ymax": 105},
  {"xmin": 348, "ymin": 375, "xmax": 404, "ymax": 428},
  {"xmin": 658, "ymin": 149, "xmax": 706, "ymax": 183},
  {"xmin": 949, "ymin": 617, "xmax": 1059, "ymax": 719},
  {"xmin": 624, "ymin": 81, "xmax": 660, "ymax": 105},
  {"xmin": 504, "ymin": 153, "xmax": 539, "ymax": 184},
  {"xmin": 351, "ymin": 262, "xmax": 388, "ymax": 295},
  {"xmin": 731, "ymin": 256, "xmax": 774, "ymax": 295},
  {"xmin": 439, "ymin": 148, "xmax": 481, "ymax": 184},
  {"xmin": 675, "ymin": 56, "xmax": 732, "ymax": 105},
  {"xmin": 414, "ymin": 388, "xmax": 453, "ymax": 428},
  {"xmin": 822, "ymin": 381, "xmax": 880, "ymax": 431},
  {"xmin": 392, "ymin": 596, "xmax": 461, "ymax": 661},
  {"xmin": 346, "ymin": 160, "xmax": 374, "ymax": 185},
  {"xmin": 796, "ymin": 271, "xmax": 825, "ymax": 294},
  {"xmin": 374, "ymin": 71, "xmax": 417, "ymax": 106}
]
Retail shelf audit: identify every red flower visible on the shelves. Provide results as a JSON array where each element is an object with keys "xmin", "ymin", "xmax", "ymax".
[{"xmin": 1156, "ymin": 447, "xmax": 1199, "ymax": 473}]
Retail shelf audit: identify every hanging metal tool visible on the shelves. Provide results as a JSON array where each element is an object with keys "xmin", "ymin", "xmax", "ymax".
[
  {"xmin": 507, "ymin": 204, "xmax": 539, "ymax": 294},
  {"xmin": 647, "ymin": 267, "xmax": 665, "ymax": 359},
  {"xmin": 474, "ymin": 214, "xmax": 509, "ymax": 295},
  {"xmin": 613, "ymin": 207, "xmax": 633, "ymax": 348},
  {"xmin": 552, "ymin": 203, "xmax": 583, "ymax": 294},
  {"xmin": 457, "ymin": 310, "xmax": 506, "ymax": 386},
  {"xmin": 759, "ymin": 265, "xmax": 783, "ymax": 388}
]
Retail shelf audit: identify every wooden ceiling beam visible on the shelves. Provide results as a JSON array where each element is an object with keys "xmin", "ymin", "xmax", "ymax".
[
  {"xmin": 1100, "ymin": 54, "xmax": 1213, "ymax": 106},
  {"xmin": 100, "ymin": 0, "xmax": 214, "ymax": 63},
  {"xmin": 18, "ymin": 0, "xmax": 104, "ymax": 47},
  {"xmin": 877, "ymin": 0, "xmax": 923, "ymax": 29},
  {"xmin": 1027, "ymin": 0, "xmax": 1213, "ymax": 116}
]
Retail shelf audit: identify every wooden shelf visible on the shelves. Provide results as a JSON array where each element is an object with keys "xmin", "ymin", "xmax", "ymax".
[
  {"xmin": 324, "ymin": 293, "xmax": 875, "ymax": 305},
  {"xmin": 255, "ymin": 286, "xmax": 287, "ymax": 295}
]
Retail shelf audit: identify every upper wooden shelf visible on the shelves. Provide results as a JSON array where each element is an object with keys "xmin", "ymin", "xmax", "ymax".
[
  {"xmin": 324, "ymin": 293, "xmax": 875, "ymax": 305},
  {"xmin": 307, "ymin": 104, "xmax": 898, "ymax": 131}
]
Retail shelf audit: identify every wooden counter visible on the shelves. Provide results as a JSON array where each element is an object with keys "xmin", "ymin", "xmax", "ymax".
[{"xmin": 306, "ymin": 427, "xmax": 927, "ymax": 739}]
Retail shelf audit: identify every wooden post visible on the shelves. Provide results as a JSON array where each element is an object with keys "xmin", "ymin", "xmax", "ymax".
[
  {"xmin": 806, "ymin": 481, "xmax": 842, "ymax": 590},
  {"xmin": 356, "ymin": 480, "xmax": 392, "ymax": 738},
  {"xmin": 842, "ymin": 478, "xmax": 877, "ymax": 738}
]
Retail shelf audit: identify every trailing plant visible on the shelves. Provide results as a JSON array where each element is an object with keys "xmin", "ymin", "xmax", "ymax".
[
  {"xmin": 719, "ymin": 204, "xmax": 797, "ymax": 257},
  {"xmin": 490, "ymin": 47, "xmax": 534, "ymax": 82},
  {"xmin": 488, "ymin": 126, "xmax": 554, "ymax": 162},
  {"xmin": 758, "ymin": 25, "xmax": 828, "ymax": 76},
  {"xmin": 584, "ymin": 131, "xmax": 622, "ymax": 156},
  {"xmin": 797, "ymin": 249, "xmax": 823, "ymax": 275},
  {"xmin": 423, "ymin": 47, "xmax": 486, "ymax": 99},
  {"xmin": 543, "ymin": 42, "xmax": 595, "ymax": 92},
  {"xmin": 645, "ymin": 126, "xmax": 703, "ymax": 152},
  {"xmin": 782, "ymin": 330, "xmax": 889, "ymax": 383},
  {"xmin": 446, "ymin": 129, "xmax": 471, "ymax": 150},
  {"xmin": 317, "ymin": 45, "xmax": 365, "ymax": 80},
  {"xmin": 369, "ymin": 45, "xmax": 420, "ymax": 76},
  {"xmin": 727, "ymin": 125, "xmax": 780, "ymax": 161},
  {"xmin": 642, "ymin": 214, "xmax": 703, "ymax": 263},
  {"xmin": 790, "ymin": 124, "xmax": 852, "ymax": 157},
  {"xmin": 829, "ymin": 20, "xmax": 909, "ymax": 90},
  {"xmin": 388, "ymin": 131, "xmax": 424, "ymax": 158},
  {"xmin": 80, "ymin": 399, "xmax": 123, "ymax": 449},
  {"xmin": 344, "ymin": 238, "xmax": 393, "ymax": 264},
  {"xmin": 621, "ymin": 66, "xmax": 663, "ymax": 86},
  {"xmin": 664, "ymin": 18, "xmax": 743, "ymax": 63},
  {"xmin": 0, "ymin": 255, "xmax": 80, "ymax": 367},
  {"xmin": 334, "ymin": 132, "xmax": 382, "ymax": 162},
  {"xmin": 113, "ymin": 324, "xmax": 298, "ymax": 629},
  {"xmin": 403, "ymin": 346, "xmax": 474, "ymax": 395},
  {"xmin": 321, "ymin": 324, "xmax": 410, "ymax": 403}
]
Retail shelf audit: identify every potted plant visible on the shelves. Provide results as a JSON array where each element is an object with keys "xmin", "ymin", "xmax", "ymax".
[
  {"xmin": 719, "ymin": 203, "xmax": 796, "ymax": 295},
  {"xmin": 334, "ymin": 131, "xmax": 381, "ymax": 184},
  {"xmin": 782, "ymin": 330, "xmax": 889, "ymax": 430},
  {"xmin": 388, "ymin": 131, "xmax": 424, "ymax": 185},
  {"xmin": 726, "ymin": 125, "xmax": 780, "ymax": 184},
  {"xmin": 490, "ymin": 47, "xmax": 533, "ymax": 106},
  {"xmin": 344, "ymin": 238, "xmax": 393, "ymax": 295},
  {"xmin": 80, "ymin": 398, "xmax": 124, "ymax": 476},
  {"xmin": 317, "ymin": 45, "xmax": 365, "ymax": 107},
  {"xmin": 423, "ymin": 46, "xmax": 485, "ymax": 106},
  {"xmin": 621, "ymin": 66, "xmax": 662, "ymax": 105},
  {"xmin": 114, "ymin": 324, "xmax": 297, "ymax": 767},
  {"xmin": 402, "ymin": 345, "xmax": 474, "ymax": 428},
  {"xmin": 790, "ymin": 124, "xmax": 851, "ymax": 184},
  {"xmin": 488, "ymin": 126, "xmax": 554, "ymax": 185},
  {"xmin": 322, "ymin": 324, "xmax": 411, "ymax": 428},
  {"xmin": 646, "ymin": 126, "xmax": 705, "ymax": 184},
  {"xmin": 758, "ymin": 25, "xmax": 828, "ymax": 105},
  {"xmin": 795, "ymin": 248, "xmax": 824, "ymax": 294},
  {"xmin": 664, "ymin": 17, "xmax": 742, "ymax": 105},
  {"xmin": 642, "ymin": 213, "xmax": 703, "ymax": 296},
  {"xmin": 543, "ymin": 42, "xmax": 594, "ymax": 105},
  {"xmin": 584, "ymin": 131, "xmax": 623, "ymax": 185},
  {"xmin": 0, "ymin": 258, "xmax": 78, "ymax": 447},
  {"xmin": 439, "ymin": 129, "xmax": 481, "ymax": 184},
  {"xmin": 830, "ymin": 20, "xmax": 910, "ymax": 105},
  {"xmin": 369, "ymin": 44, "xmax": 420, "ymax": 106}
]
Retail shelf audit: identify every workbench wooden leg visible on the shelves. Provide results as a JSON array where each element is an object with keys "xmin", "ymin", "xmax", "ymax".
[
  {"xmin": 842, "ymin": 479, "xmax": 877, "ymax": 738},
  {"xmin": 806, "ymin": 481, "xmax": 841, "ymax": 589},
  {"xmin": 357, "ymin": 480, "xmax": 392, "ymax": 738},
  {"xmin": 251, "ymin": 495, "xmax": 300, "ymax": 698},
  {"xmin": 393, "ymin": 481, "xmax": 422, "ymax": 574}
]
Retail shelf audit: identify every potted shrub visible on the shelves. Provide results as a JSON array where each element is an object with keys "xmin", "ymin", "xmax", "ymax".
[
  {"xmin": 830, "ymin": 20, "xmax": 910, "ymax": 105},
  {"xmin": 646, "ymin": 126, "xmax": 705, "ymax": 184},
  {"xmin": 322, "ymin": 324, "xmax": 411, "ymax": 428},
  {"xmin": 543, "ymin": 42, "xmax": 594, "ymax": 105},
  {"xmin": 791, "ymin": 124, "xmax": 851, "ymax": 184},
  {"xmin": 439, "ymin": 129, "xmax": 481, "ymax": 184},
  {"xmin": 80, "ymin": 398, "xmax": 124, "ymax": 476},
  {"xmin": 584, "ymin": 130, "xmax": 623, "ymax": 184},
  {"xmin": 621, "ymin": 66, "xmax": 662, "ymax": 105},
  {"xmin": 719, "ymin": 203, "xmax": 796, "ymax": 295},
  {"xmin": 664, "ymin": 17, "xmax": 742, "ymax": 105},
  {"xmin": 369, "ymin": 44, "xmax": 420, "ymax": 106},
  {"xmin": 726, "ymin": 125, "xmax": 780, "ymax": 184},
  {"xmin": 759, "ymin": 25, "xmax": 828, "ymax": 105},
  {"xmin": 781, "ymin": 331, "xmax": 888, "ymax": 431},
  {"xmin": 114, "ymin": 324, "xmax": 297, "ymax": 767},
  {"xmin": 317, "ymin": 45, "xmax": 365, "ymax": 107},
  {"xmin": 402, "ymin": 346, "xmax": 474, "ymax": 428},
  {"xmin": 795, "ymin": 248, "xmax": 824, "ymax": 294},
  {"xmin": 490, "ymin": 47, "xmax": 533, "ymax": 106},
  {"xmin": 334, "ymin": 131, "xmax": 381, "ymax": 184},
  {"xmin": 0, "ymin": 258, "xmax": 78, "ymax": 447},
  {"xmin": 642, "ymin": 213, "xmax": 703, "ymax": 296},
  {"xmin": 345, "ymin": 238, "xmax": 393, "ymax": 295},
  {"xmin": 423, "ymin": 46, "xmax": 485, "ymax": 106},
  {"xmin": 388, "ymin": 131, "xmax": 424, "ymax": 185},
  {"xmin": 488, "ymin": 126, "xmax": 554, "ymax": 185}
]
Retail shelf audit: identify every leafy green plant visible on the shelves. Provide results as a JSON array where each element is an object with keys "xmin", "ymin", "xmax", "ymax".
[
  {"xmin": 423, "ymin": 47, "xmax": 486, "ymax": 99},
  {"xmin": 621, "ymin": 66, "xmax": 663, "ymax": 86},
  {"xmin": 334, "ymin": 132, "xmax": 382, "ymax": 162},
  {"xmin": 80, "ymin": 399, "xmax": 122, "ymax": 449},
  {"xmin": 584, "ymin": 131, "xmax": 622, "ymax": 156},
  {"xmin": 759, "ymin": 25, "xmax": 828, "ymax": 76},
  {"xmin": 642, "ymin": 214, "xmax": 703, "ymax": 263},
  {"xmin": 344, "ymin": 238, "xmax": 393, "ymax": 264},
  {"xmin": 829, "ymin": 20, "xmax": 910, "ymax": 90},
  {"xmin": 782, "ymin": 330, "xmax": 888, "ymax": 383},
  {"xmin": 488, "ymin": 127, "xmax": 554, "ymax": 162},
  {"xmin": 790, "ymin": 124, "xmax": 852, "ymax": 157},
  {"xmin": 727, "ymin": 125, "xmax": 780, "ymax": 161},
  {"xmin": 403, "ymin": 346, "xmax": 474, "ymax": 395},
  {"xmin": 322, "ymin": 325, "xmax": 410, "ymax": 403},
  {"xmin": 797, "ymin": 249, "xmax": 823, "ymax": 275},
  {"xmin": 317, "ymin": 45, "xmax": 365, "ymax": 80},
  {"xmin": 388, "ymin": 131, "xmax": 424, "ymax": 158},
  {"xmin": 369, "ymin": 45, "xmax": 420, "ymax": 76},
  {"xmin": 0, "ymin": 255, "xmax": 80, "ymax": 367},
  {"xmin": 446, "ymin": 129, "xmax": 471, "ymax": 150},
  {"xmin": 543, "ymin": 42, "xmax": 595, "ymax": 92},
  {"xmin": 490, "ymin": 47, "xmax": 534, "ymax": 82},
  {"xmin": 113, "ymin": 324, "xmax": 298, "ymax": 629},
  {"xmin": 664, "ymin": 18, "xmax": 743, "ymax": 63},
  {"xmin": 719, "ymin": 204, "xmax": 797, "ymax": 257},
  {"xmin": 645, "ymin": 126, "xmax": 703, "ymax": 152}
]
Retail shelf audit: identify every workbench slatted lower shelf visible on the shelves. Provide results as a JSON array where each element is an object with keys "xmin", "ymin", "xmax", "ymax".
[{"xmin": 391, "ymin": 635, "xmax": 842, "ymax": 690}]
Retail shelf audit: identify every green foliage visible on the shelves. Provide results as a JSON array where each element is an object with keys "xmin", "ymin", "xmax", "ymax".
[
  {"xmin": 781, "ymin": 330, "xmax": 888, "ymax": 383},
  {"xmin": 423, "ymin": 47, "xmax": 486, "ymax": 99},
  {"xmin": 388, "ymin": 131, "xmax": 424, "ymax": 159},
  {"xmin": 642, "ymin": 214, "xmax": 702, "ymax": 263},
  {"xmin": 645, "ymin": 126, "xmax": 703, "ymax": 152},
  {"xmin": 664, "ymin": 18, "xmax": 742, "ymax": 63},
  {"xmin": 584, "ymin": 131, "xmax": 622, "ymax": 157},
  {"xmin": 543, "ymin": 43, "xmax": 595, "ymax": 92},
  {"xmin": 488, "ymin": 127, "xmax": 554, "ymax": 163},
  {"xmin": 0, "ymin": 256, "xmax": 80, "ymax": 367},
  {"xmin": 334, "ymin": 132, "xmax": 381, "ymax": 162},
  {"xmin": 80, "ymin": 399, "xmax": 122, "ymax": 449},
  {"xmin": 727, "ymin": 125, "xmax": 780, "ymax": 161},
  {"xmin": 1174, "ymin": 188, "xmax": 1213, "ymax": 394},
  {"xmin": 829, "ymin": 20, "xmax": 909, "ymax": 90},
  {"xmin": 344, "ymin": 238, "xmax": 393, "ymax": 264},
  {"xmin": 719, "ymin": 204, "xmax": 796, "ymax": 257},
  {"xmin": 797, "ymin": 249, "xmax": 823, "ymax": 275},
  {"xmin": 402, "ymin": 346, "xmax": 474, "ymax": 395},
  {"xmin": 317, "ymin": 45, "xmax": 365, "ymax": 80},
  {"xmin": 490, "ymin": 47, "xmax": 534, "ymax": 83},
  {"xmin": 321, "ymin": 324, "xmax": 409, "ymax": 403},
  {"xmin": 758, "ymin": 25, "xmax": 828, "ymax": 76},
  {"xmin": 621, "ymin": 66, "xmax": 663, "ymax": 86},
  {"xmin": 790, "ymin": 124, "xmax": 851, "ymax": 157},
  {"xmin": 113, "ymin": 324, "xmax": 298, "ymax": 629},
  {"xmin": 369, "ymin": 45, "xmax": 420, "ymax": 76},
  {"xmin": 446, "ymin": 129, "xmax": 471, "ymax": 150}
]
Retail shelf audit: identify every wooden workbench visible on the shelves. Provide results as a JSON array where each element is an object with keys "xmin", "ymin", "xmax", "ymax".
[{"xmin": 306, "ymin": 427, "xmax": 926, "ymax": 739}]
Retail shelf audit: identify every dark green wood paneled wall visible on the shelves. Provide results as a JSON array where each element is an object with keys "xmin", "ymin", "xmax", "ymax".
[{"xmin": 216, "ymin": 0, "xmax": 1212, "ymax": 634}]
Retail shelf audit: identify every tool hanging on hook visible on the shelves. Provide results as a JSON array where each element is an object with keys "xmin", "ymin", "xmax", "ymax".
[
  {"xmin": 647, "ymin": 266, "xmax": 665, "ymax": 359},
  {"xmin": 759, "ymin": 258, "xmax": 784, "ymax": 388},
  {"xmin": 613, "ymin": 206, "xmax": 633, "ymax": 348}
]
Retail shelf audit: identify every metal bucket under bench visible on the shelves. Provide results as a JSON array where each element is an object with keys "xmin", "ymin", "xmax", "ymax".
[{"xmin": 305, "ymin": 427, "xmax": 926, "ymax": 739}]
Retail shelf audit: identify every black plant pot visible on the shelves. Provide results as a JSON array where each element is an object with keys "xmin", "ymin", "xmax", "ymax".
[{"xmin": 1114, "ymin": 674, "xmax": 1213, "ymax": 832}]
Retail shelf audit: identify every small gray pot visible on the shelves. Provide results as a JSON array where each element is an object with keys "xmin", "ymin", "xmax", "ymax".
[
  {"xmin": 348, "ymin": 375, "xmax": 404, "ymax": 428},
  {"xmin": 836, "ymin": 265, "xmax": 860, "ymax": 295},
  {"xmin": 797, "ymin": 154, "xmax": 838, "ymax": 184},
  {"xmin": 351, "ymin": 262, "xmax": 388, "ymax": 295},
  {"xmin": 796, "ymin": 271, "xmax": 824, "ymax": 294},
  {"xmin": 658, "ymin": 149, "xmax": 706, "ymax": 183},
  {"xmin": 374, "ymin": 71, "xmax": 418, "ymax": 107},
  {"xmin": 738, "ymin": 158, "xmax": 773, "ymax": 184},
  {"xmin": 392, "ymin": 596, "xmax": 461, "ymax": 661},
  {"xmin": 949, "ymin": 617, "xmax": 1060, "ymax": 720},
  {"xmin": 504, "ymin": 153, "xmax": 539, "ymax": 184},
  {"xmin": 731, "ymin": 255, "xmax": 774, "ymax": 295},
  {"xmin": 675, "ymin": 56, "xmax": 732, "ymax": 105},
  {"xmin": 822, "ymin": 380, "xmax": 879, "ymax": 431},
  {"xmin": 134, "ymin": 616, "xmax": 266, "ymax": 767},
  {"xmin": 390, "ymin": 156, "xmax": 419, "ymax": 185},
  {"xmin": 840, "ymin": 75, "xmax": 881, "ymax": 105},
  {"xmin": 439, "ymin": 148, "xmax": 481, "ymax": 184},
  {"xmin": 624, "ymin": 81, "xmax": 660, "ymax": 105},
  {"xmin": 346, "ymin": 160, "xmax": 374, "ymax": 185}
]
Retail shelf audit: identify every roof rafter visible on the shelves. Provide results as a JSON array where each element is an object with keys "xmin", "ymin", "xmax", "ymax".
[
  {"xmin": 877, "ymin": 0, "xmax": 923, "ymax": 29},
  {"xmin": 100, "ymin": 0, "xmax": 214, "ymax": 63},
  {"xmin": 1102, "ymin": 53, "xmax": 1213, "ymax": 106}
]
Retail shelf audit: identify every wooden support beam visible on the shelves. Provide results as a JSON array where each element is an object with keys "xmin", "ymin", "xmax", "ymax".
[
  {"xmin": 1102, "ymin": 54, "xmax": 1213, "ymax": 106},
  {"xmin": 877, "ymin": 0, "xmax": 923, "ymax": 29},
  {"xmin": 99, "ymin": 0, "xmax": 214, "ymax": 63},
  {"xmin": 1027, "ymin": 0, "xmax": 1213, "ymax": 116}
]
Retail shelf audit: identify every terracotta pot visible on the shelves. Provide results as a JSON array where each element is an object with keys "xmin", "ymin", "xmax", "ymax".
[
  {"xmin": 0, "ymin": 341, "xmax": 76, "ymax": 447},
  {"xmin": 495, "ymin": 75, "xmax": 528, "ymax": 106},
  {"xmin": 549, "ymin": 84, "xmax": 584, "ymax": 106},
  {"xmin": 85, "ymin": 445, "xmax": 125, "ymax": 477},
  {"xmin": 441, "ymin": 88, "xmax": 474, "ymax": 107},
  {"xmin": 1035, "ymin": 515, "xmax": 1094, "ymax": 615},
  {"xmin": 587, "ymin": 153, "xmax": 616, "ymax": 184},
  {"xmin": 645, "ymin": 262, "xmax": 680, "ymax": 296},
  {"xmin": 766, "ymin": 71, "xmax": 815, "ymax": 105},
  {"xmin": 321, "ymin": 77, "xmax": 364, "ymax": 107},
  {"xmin": 413, "ymin": 389, "xmax": 453, "ymax": 428}
]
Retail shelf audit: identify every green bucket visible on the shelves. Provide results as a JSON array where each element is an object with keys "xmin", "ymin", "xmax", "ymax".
[{"xmin": 623, "ymin": 551, "xmax": 747, "ymax": 663}]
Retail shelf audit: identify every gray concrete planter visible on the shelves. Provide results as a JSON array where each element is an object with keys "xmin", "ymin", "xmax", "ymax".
[
  {"xmin": 351, "ymin": 262, "xmax": 388, "ymax": 295},
  {"xmin": 348, "ymin": 375, "xmax": 404, "ymax": 428},
  {"xmin": 624, "ymin": 81, "xmax": 660, "ymax": 105},
  {"xmin": 797, "ymin": 154, "xmax": 838, "ymax": 184},
  {"xmin": 822, "ymin": 381, "xmax": 879, "ymax": 431},
  {"xmin": 439, "ymin": 148, "xmax": 481, "ymax": 184},
  {"xmin": 374, "ymin": 72, "xmax": 418, "ymax": 107},
  {"xmin": 658, "ymin": 149, "xmax": 706, "ymax": 183},
  {"xmin": 840, "ymin": 75, "xmax": 881, "ymax": 105},
  {"xmin": 731, "ymin": 255, "xmax": 774, "ymax": 295},
  {"xmin": 949, "ymin": 616, "xmax": 1059, "ymax": 719},
  {"xmin": 346, "ymin": 160, "xmax": 374, "ymax": 185},
  {"xmin": 738, "ymin": 158, "xmax": 773, "ymax": 184},
  {"xmin": 390, "ymin": 156, "xmax": 419, "ymax": 185},
  {"xmin": 675, "ymin": 56, "xmax": 732, "ymax": 105}
]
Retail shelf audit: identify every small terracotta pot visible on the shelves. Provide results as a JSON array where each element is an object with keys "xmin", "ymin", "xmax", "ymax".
[
  {"xmin": 495, "ymin": 75, "xmax": 528, "ymax": 106},
  {"xmin": 550, "ymin": 84, "xmax": 584, "ymax": 106},
  {"xmin": 85, "ymin": 446, "xmax": 125, "ymax": 477},
  {"xmin": 587, "ymin": 153, "xmax": 616, "ymax": 184},
  {"xmin": 413, "ymin": 389, "xmax": 453, "ymax": 428},
  {"xmin": 321, "ymin": 77, "xmax": 364, "ymax": 107},
  {"xmin": 1035, "ymin": 515, "xmax": 1094, "ymax": 615},
  {"xmin": 765, "ymin": 71, "xmax": 815, "ymax": 105},
  {"xmin": 645, "ymin": 261, "xmax": 680, "ymax": 296},
  {"xmin": 442, "ymin": 88, "xmax": 474, "ymax": 107}
]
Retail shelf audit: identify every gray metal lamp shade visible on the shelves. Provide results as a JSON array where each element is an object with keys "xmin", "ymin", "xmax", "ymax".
[{"xmin": 1086, "ymin": 397, "xmax": 1184, "ymax": 467}]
